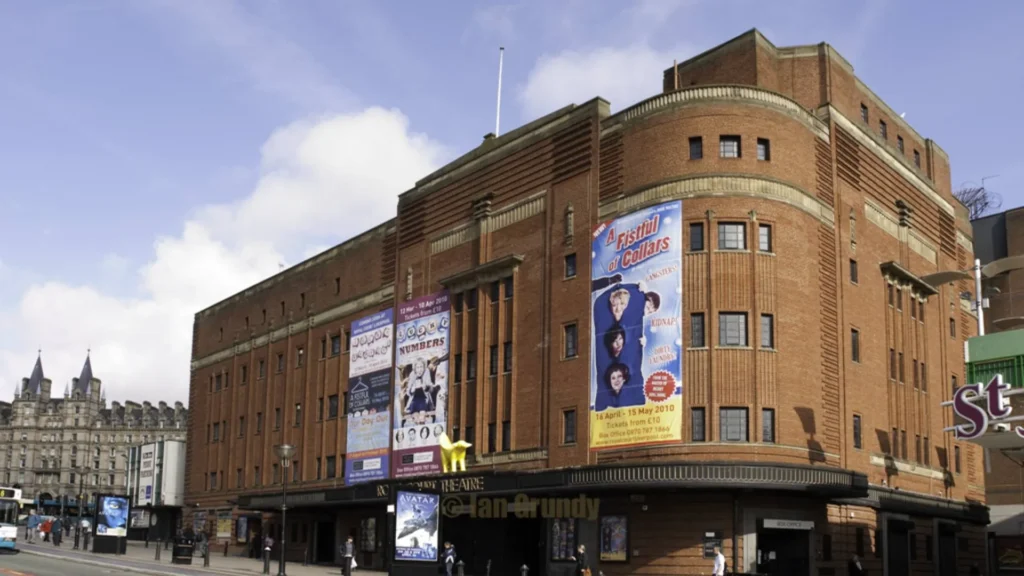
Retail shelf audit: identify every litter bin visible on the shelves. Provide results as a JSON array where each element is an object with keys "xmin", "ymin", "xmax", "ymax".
[{"xmin": 172, "ymin": 537, "xmax": 195, "ymax": 565}]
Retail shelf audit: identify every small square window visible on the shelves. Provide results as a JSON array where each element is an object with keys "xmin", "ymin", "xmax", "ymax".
[
  {"xmin": 761, "ymin": 408, "xmax": 775, "ymax": 443},
  {"xmin": 914, "ymin": 150, "xmax": 921, "ymax": 168},
  {"xmin": 860, "ymin": 103, "xmax": 869, "ymax": 122},
  {"xmin": 897, "ymin": 136, "xmax": 904, "ymax": 153},
  {"xmin": 849, "ymin": 259, "xmax": 858, "ymax": 284},
  {"xmin": 853, "ymin": 414, "xmax": 862, "ymax": 449},
  {"xmin": 689, "ymin": 136, "xmax": 703, "ymax": 160},
  {"xmin": 691, "ymin": 408, "xmax": 705, "ymax": 442},
  {"xmin": 564, "ymin": 253, "xmax": 577, "ymax": 278},
  {"xmin": 719, "ymin": 135, "xmax": 741, "ymax": 158},
  {"xmin": 758, "ymin": 224, "xmax": 772, "ymax": 252},
  {"xmin": 562, "ymin": 409, "xmax": 577, "ymax": 444},
  {"xmin": 760, "ymin": 314, "xmax": 774, "ymax": 349},
  {"xmin": 564, "ymin": 324, "xmax": 579, "ymax": 358},
  {"xmin": 689, "ymin": 222, "xmax": 704, "ymax": 251},
  {"xmin": 717, "ymin": 223, "xmax": 746, "ymax": 250},
  {"xmin": 720, "ymin": 408, "xmax": 748, "ymax": 442},
  {"xmin": 756, "ymin": 138, "xmax": 770, "ymax": 161},
  {"xmin": 719, "ymin": 312, "xmax": 748, "ymax": 347},
  {"xmin": 879, "ymin": 120, "xmax": 887, "ymax": 140},
  {"xmin": 690, "ymin": 313, "xmax": 706, "ymax": 348}
]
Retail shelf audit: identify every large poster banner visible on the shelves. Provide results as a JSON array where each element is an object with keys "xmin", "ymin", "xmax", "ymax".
[
  {"xmin": 394, "ymin": 491, "xmax": 440, "ymax": 562},
  {"xmin": 345, "ymin": 309, "xmax": 395, "ymax": 485},
  {"xmin": 392, "ymin": 291, "xmax": 450, "ymax": 478},
  {"xmin": 590, "ymin": 200, "xmax": 683, "ymax": 449}
]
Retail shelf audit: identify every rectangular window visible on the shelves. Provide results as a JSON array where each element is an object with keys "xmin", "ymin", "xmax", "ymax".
[
  {"xmin": 760, "ymin": 314, "xmax": 774, "ymax": 349},
  {"xmin": 889, "ymin": 348, "xmax": 896, "ymax": 379},
  {"xmin": 294, "ymin": 403, "xmax": 301, "ymax": 426},
  {"xmin": 919, "ymin": 300, "xmax": 925, "ymax": 322},
  {"xmin": 489, "ymin": 345, "xmax": 499, "ymax": 376},
  {"xmin": 455, "ymin": 293, "xmax": 464, "ymax": 313},
  {"xmin": 239, "ymin": 416, "xmax": 245, "ymax": 437},
  {"xmin": 467, "ymin": 350, "xmax": 477, "ymax": 380},
  {"xmin": 898, "ymin": 352, "xmax": 904, "ymax": 382},
  {"xmin": 853, "ymin": 414, "xmax": 862, "ymax": 449},
  {"xmin": 241, "ymin": 365, "xmax": 248, "ymax": 384},
  {"xmin": 465, "ymin": 426, "xmax": 475, "ymax": 455},
  {"xmin": 328, "ymin": 395, "xmax": 339, "ymax": 419},
  {"xmin": 915, "ymin": 434, "xmax": 921, "ymax": 462},
  {"xmin": 952, "ymin": 374, "xmax": 959, "ymax": 394},
  {"xmin": 564, "ymin": 253, "xmax": 577, "ymax": 278},
  {"xmin": 335, "ymin": 277, "xmax": 341, "ymax": 294},
  {"xmin": 719, "ymin": 135, "xmax": 741, "ymax": 158},
  {"xmin": 274, "ymin": 408, "xmax": 281, "ymax": 429},
  {"xmin": 691, "ymin": 408, "xmax": 706, "ymax": 442},
  {"xmin": 720, "ymin": 408, "xmax": 749, "ymax": 442},
  {"xmin": 345, "ymin": 330, "xmax": 351, "ymax": 351},
  {"xmin": 502, "ymin": 421, "xmax": 511, "ymax": 452},
  {"xmin": 272, "ymin": 464, "xmax": 279, "ymax": 484},
  {"xmin": 296, "ymin": 347, "xmax": 304, "ymax": 368},
  {"xmin": 315, "ymin": 458, "xmax": 322, "ymax": 480},
  {"xmin": 326, "ymin": 456, "xmax": 336, "ymax": 479},
  {"xmin": 860, "ymin": 103, "xmax": 869, "ymax": 122},
  {"xmin": 849, "ymin": 259, "xmax": 858, "ymax": 284},
  {"xmin": 914, "ymin": 150, "xmax": 921, "ymax": 168},
  {"xmin": 343, "ymin": 392, "xmax": 349, "ymax": 413},
  {"xmin": 331, "ymin": 335, "xmax": 341, "ymax": 356},
  {"xmin": 924, "ymin": 437, "xmax": 930, "ymax": 466},
  {"xmin": 762, "ymin": 408, "xmax": 775, "ymax": 443},
  {"xmin": 213, "ymin": 422, "xmax": 220, "ymax": 442},
  {"xmin": 758, "ymin": 224, "xmax": 772, "ymax": 252},
  {"xmin": 954, "ymin": 445, "xmax": 961, "ymax": 473},
  {"xmin": 254, "ymin": 466, "xmax": 260, "ymax": 487},
  {"xmin": 488, "ymin": 423, "xmax": 496, "ymax": 452},
  {"xmin": 563, "ymin": 410, "xmax": 577, "ymax": 444},
  {"xmin": 897, "ymin": 135, "xmax": 904, "ymax": 153},
  {"xmin": 855, "ymin": 527, "xmax": 865, "ymax": 557},
  {"xmin": 215, "ymin": 374, "xmax": 222, "ymax": 391},
  {"xmin": 888, "ymin": 284, "xmax": 895, "ymax": 306},
  {"xmin": 913, "ymin": 359, "xmax": 919, "ymax": 389},
  {"xmin": 276, "ymin": 353, "xmax": 284, "ymax": 373},
  {"xmin": 756, "ymin": 138, "xmax": 770, "ymax": 161},
  {"xmin": 454, "ymin": 353, "xmax": 462, "ymax": 383},
  {"xmin": 317, "ymin": 398, "xmax": 323, "ymax": 421},
  {"xmin": 256, "ymin": 412, "xmax": 263, "ymax": 434},
  {"xmin": 901, "ymin": 430, "xmax": 907, "ymax": 459},
  {"xmin": 689, "ymin": 136, "xmax": 703, "ymax": 159},
  {"xmin": 690, "ymin": 313, "xmax": 706, "ymax": 348},
  {"xmin": 851, "ymin": 329, "xmax": 860, "ymax": 362},
  {"xmin": 896, "ymin": 288, "xmax": 903, "ymax": 311},
  {"xmin": 504, "ymin": 276, "xmax": 514, "ymax": 299},
  {"xmin": 320, "ymin": 338, "xmax": 327, "ymax": 359},
  {"xmin": 299, "ymin": 292, "xmax": 305, "ymax": 309},
  {"xmin": 490, "ymin": 281, "xmax": 500, "ymax": 302},
  {"xmin": 879, "ymin": 120, "xmax": 887, "ymax": 140},
  {"xmin": 717, "ymin": 222, "xmax": 746, "ymax": 250},
  {"xmin": 503, "ymin": 341, "xmax": 512, "ymax": 373},
  {"xmin": 689, "ymin": 223, "xmax": 705, "ymax": 251},
  {"xmin": 564, "ymin": 324, "xmax": 579, "ymax": 358},
  {"xmin": 718, "ymin": 312, "xmax": 748, "ymax": 347},
  {"xmin": 891, "ymin": 428, "xmax": 898, "ymax": 457},
  {"xmin": 466, "ymin": 290, "xmax": 478, "ymax": 310},
  {"xmin": 949, "ymin": 318, "xmax": 956, "ymax": 339},
  {"xmin": 258, "ymin": 359, "xmax": 266, "ymax": 378},
  {"xmin": 911, "ymin": 297, "xmax": 917, "ymax": 319}
]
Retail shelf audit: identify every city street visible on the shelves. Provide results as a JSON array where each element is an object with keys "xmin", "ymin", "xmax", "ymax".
[{"xmin": 0, "ymin": 551, "xmax": 146, "ymax": 576}]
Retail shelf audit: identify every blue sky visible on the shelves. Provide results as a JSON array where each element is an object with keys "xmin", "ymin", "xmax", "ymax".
[{"xmin": 0, "ymin": 0, "xmax": 1020, "ymax": 403}]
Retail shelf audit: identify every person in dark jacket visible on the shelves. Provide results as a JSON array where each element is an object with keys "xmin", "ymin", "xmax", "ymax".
[
  {"xmin": 341, "ymin": 534, "xmax": 354, "ymax": 576},
  {"xmin": 848, "ymin": 554, "xmax": 865, "ymax": 576},
  {"xmin": 569, "ymin": 544, "xmax": 588, "ymax": 576},
  {"xmin": 443, "ymin": 542, "xmax": 456, "ymax": 576},
  {"xmin": 51, "ymin": 518, "xmax": 63, "ymax": 547}
]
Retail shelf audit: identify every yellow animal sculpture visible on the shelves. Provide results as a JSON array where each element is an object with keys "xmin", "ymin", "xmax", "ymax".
[{"xmin": 439, "ymin": 432, "xmax": 472, "ymax": 473}]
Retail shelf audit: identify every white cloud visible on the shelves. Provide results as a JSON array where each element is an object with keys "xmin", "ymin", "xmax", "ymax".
[
  {"xmin": 519, "ymin": 44, "xmax": 695, "ymax": 120},
  {"xmin": 0, "ymin": 107, "xmax": 447, "ymax": 405}
]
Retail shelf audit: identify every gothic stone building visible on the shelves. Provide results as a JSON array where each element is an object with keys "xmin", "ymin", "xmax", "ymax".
[{"xmin": 0, "ymin": 354, "xmax": 188, "ymax": 512}]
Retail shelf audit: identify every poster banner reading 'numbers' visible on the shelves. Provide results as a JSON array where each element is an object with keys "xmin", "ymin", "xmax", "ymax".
[
  {"xmin": 345, "ymin": 309, "xmax": 395, "ymax": 485},
  {"xmin": 590, "ymin": 200, "xmax": 683, "ymax": 449},
  {"xmin": 392, "ymin": 291, "xmax": 450, "ymax": 478}
]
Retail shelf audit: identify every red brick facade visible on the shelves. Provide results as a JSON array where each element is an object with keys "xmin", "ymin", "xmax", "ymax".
[{"xmin": 187, "ymin": 30, "xmax": 986, "ymax": 575}]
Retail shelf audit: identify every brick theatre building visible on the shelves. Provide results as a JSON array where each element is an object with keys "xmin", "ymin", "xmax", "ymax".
[{"xmin": 185, "ymin": 30, "xmax": 988, "ymax": 576}]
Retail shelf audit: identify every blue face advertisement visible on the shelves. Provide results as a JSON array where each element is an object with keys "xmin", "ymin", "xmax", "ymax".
[
  {"xmin": 394, "ymin": 491, "xmax": 440, "ymax": 562},
  {"xmin": 95, "ymin": 494, "xmax": 130, "ymax": 537},
  {"xmin": 590, "ymin": 200, "xmax": 683, "ymax": 449},
  {"xmin": 345, "ymin": 309, "xmax": 395, "ymax": 485}
]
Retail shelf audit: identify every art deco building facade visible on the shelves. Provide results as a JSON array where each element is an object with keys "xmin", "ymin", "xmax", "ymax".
[
  {"xmin": 0, "ymin": 355, "xmax": 188, "ymax": 512},
  {"xmin": 187, "ymin": 30, "xmax": 987, "ymax": 576}
]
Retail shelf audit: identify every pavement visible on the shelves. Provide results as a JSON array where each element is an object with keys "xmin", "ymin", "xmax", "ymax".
[{"xmin": 11, "ymin": 540, "xmax": 386, "ymax": 576}]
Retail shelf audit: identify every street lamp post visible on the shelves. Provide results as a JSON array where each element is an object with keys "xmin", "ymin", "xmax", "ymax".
[
  {"xmin": 73, "ymin": 471, "xmax": 86, "ymax": 549},
  {"xmin": 274, "ymin": 444, "xmax": 295, "ymax": 576}
]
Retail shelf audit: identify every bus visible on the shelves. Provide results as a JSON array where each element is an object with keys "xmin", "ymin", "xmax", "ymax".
[{"xmin": 0, "ymin": 487, "xmax": 21, "ymax": 551}]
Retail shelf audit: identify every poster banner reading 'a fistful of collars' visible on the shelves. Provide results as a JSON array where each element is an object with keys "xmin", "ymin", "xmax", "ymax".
[
  {"xmin": 590, "ymin": 200, "xmax": 683, "ymax": 450},
  {"xmin": 345, "ymin": 309, "xmax": 395, "ymax": 485},
  {"xmin": 392, "ymin": 291, "xmax": 451, "ymax": 478}
]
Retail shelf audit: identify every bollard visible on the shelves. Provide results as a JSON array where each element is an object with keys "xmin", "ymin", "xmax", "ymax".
[
  {"xmin": 263, "ymin": 547, "xmax": 271, "ymax": 574},
  {"xmin": 303, "ymin": 545, "xmax": 309, "ymax": 566},
  {"xmin": 165, "ymin": 537, "xmax": 170, "ymax": 551},
  {"xmin": 456, "ymin": 560, "xmax": 465, "ymax": 576},
  {"xmin": 155, "ymin": 540, "xmax": 161, "ymax": 561},
  {"xmin": 520, "ymin": 564, "xmax": 529, "ymax": 576},
  {"xmin": 203, "ymin": 543, "xmax": 210, "ymax": 567},
  {"xmin": 224, "ymin": 541, "xmax": 229, "ymax": 557}
]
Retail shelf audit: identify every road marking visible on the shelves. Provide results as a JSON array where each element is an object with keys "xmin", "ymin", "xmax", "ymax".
[{"xmin": 1, "ymin": 569, "xmax": 29, "ymax": 576}]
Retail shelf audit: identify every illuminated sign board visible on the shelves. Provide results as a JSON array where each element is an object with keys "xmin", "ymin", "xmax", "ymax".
[{"xmin": 945, "ymin": 374, "xmax": 1024, "ymax": 440}]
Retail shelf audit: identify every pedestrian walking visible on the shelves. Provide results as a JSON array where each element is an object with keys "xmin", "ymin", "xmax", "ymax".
[
  {"xmin": 848, "ymin": 554, "xmax": 865, "ymax": 576},
  {"xmin": 41, "ymin": 518, "xmax": 52, "ymax": 542},
  {"xmin": 341, "ymin": 534, "xmax": 355, "ymax": 576},
  {"xmin": 26, "ymin": 512, "xmax": 39, "ymax": 543},
  {"xmin": 51, "ymin": 517, "xmax": 63, "ymax": 547},
  {"xmin": 711, "ymin": 545, "xmax": 726, "ymax": 576},
  {"xmin": 443, "ymin": 541, "xmax": 456, "ymax": 576},
  {"xmin": 568, "ymin": 544, "xmax": 589, "ymax": 576}
]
